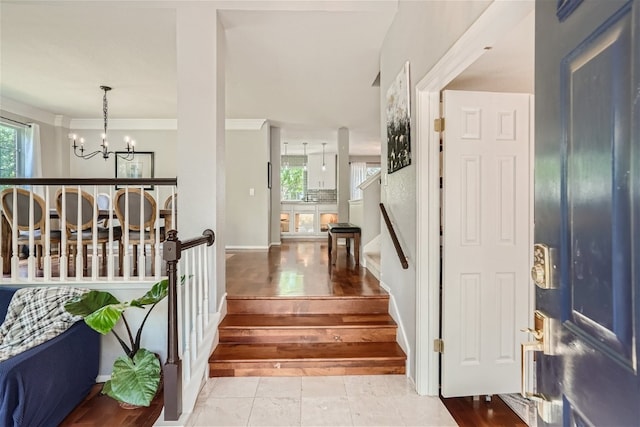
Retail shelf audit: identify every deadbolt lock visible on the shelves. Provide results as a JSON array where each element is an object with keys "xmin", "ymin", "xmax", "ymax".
[{"xmin": 531, "ymin": 243, "xmax": 558, "ymax": 289}]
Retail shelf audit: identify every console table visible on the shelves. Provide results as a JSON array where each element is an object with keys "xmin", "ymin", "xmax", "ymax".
[{"xmin": 327, "ymin": 222, "xmax": 361, "ymax": 266}]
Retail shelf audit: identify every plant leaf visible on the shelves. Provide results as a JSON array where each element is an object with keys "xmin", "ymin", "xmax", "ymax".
[
  {"xmin": 103, "ymin": 348, "xmax": 161, "ymax": 407},
  {"xmin": 85, "ymin": 303, "xmax": 128, "ymax": 335},
  {"xmin": 102, "ymin": 380, "xmax": 113, "ymax": 397},
  {"xmin": 131, "ymin": 279, "xmax": 169, "ymax": 307},
  {"xmin": 64, "ymin": 290, "xmax": 120, "ymax": 317}
]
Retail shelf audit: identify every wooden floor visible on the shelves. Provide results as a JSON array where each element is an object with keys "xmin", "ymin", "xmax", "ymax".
[
  {"xmin": 60, "ymin": 383, "xmax": 164, "ymax": 427},
  {"xmin": 442, "ymin": 395, "xmax": 528, "ymax": 427},
  {"xmin": 226, "ymin": 239, "xmax": 384, "ymax": 297},
  {"xmin": 61, "ymin": 240, "xmax": 526, "ymax": 426}
]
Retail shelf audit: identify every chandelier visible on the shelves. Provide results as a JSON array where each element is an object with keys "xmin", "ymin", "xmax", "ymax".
[{"xmin": 69, "ymin": 85, "xmax": 136, "ymax": 160}]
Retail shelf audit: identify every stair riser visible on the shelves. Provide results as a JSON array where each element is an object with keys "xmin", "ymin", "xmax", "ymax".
[
  {"xmin": 227, "ymin": 298, "xmax": 389, "ymax": 315},
  {"xmin": 210, "ymin": 361, "xmax": 406, "ymax": 377},
  {"xmin": 219, "ymin": 327, "xmax": 397, "ymax": 344}
]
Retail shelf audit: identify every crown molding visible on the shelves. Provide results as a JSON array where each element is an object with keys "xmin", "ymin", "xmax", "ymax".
[
  {"xmin": 70, "ymin": 118, "xmax": 178, "ymax": 130},
  {"xmin": 70, "ymin": 118, "xmax": 268, "ymax": 131},
  {"xmin": 225, "ymin": 119, "xmax": 268, "ymax": 131},
  {"xmin": 0, "ymin": 96, "xmax": 58, "ymax": 126}
]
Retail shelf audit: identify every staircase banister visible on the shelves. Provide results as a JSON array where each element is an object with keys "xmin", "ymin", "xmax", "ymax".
[
  {"xmin": 0, "ymin": 177, "xmax": 177, "ymax": 186},
  {"xmin": 379, "ymin": 203, "xmax": 409, "ymax": 269},
  {"xmin": 162, "ymin": 228, "xmax": 215, "ymax": 422}
]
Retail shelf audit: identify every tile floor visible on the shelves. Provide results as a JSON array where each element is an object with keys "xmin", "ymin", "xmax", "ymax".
[{"xmin": 186, "ymin": 375, "xmax": 457, "ymax": 427}]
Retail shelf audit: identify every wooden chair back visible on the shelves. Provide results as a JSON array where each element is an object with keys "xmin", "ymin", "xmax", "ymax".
[
  {"xmin": 55, "ymin": 188, "xmax": 96, "ymax": 232},
  {"xmin": 114, "ymin": 189, "xmax": 157, "ymax": 232},
  {"xmin": 0, "ymin": 188, "xmax": 47, "ymax": 232}
]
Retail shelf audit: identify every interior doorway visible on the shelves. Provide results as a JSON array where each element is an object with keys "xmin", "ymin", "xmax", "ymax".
[{"xmin": 414, "ymin": 2, "xmax": 535, "ymax": 397}]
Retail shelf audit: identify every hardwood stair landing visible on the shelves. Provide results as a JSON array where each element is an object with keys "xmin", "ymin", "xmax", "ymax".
[{"xmin": 210, "ymin": 295, "xmax": 406, "ymax": 377}]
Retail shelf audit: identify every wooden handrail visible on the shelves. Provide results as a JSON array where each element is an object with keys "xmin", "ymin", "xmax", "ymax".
[
  {"xmin": 162, "ymin": 228, "xmax": 215, "ymax": 422},
  {"xmin": 379, "ymin": 203, "xmax": 409, "ymax": 269},
  {"xmin": 0, "ymin": 177, "xmax": 177, "ymax": 186}
]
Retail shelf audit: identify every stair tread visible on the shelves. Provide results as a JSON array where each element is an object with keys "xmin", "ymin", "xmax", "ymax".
[
  {"xmin": 219, "ymin": 313, "xmax": 397, "ymax": 328},
  {"xmin": 211, "ymin": 342, "xmax": 406, "ymax": 362},
  {"xmin": 226, "ymin": 295, "xmax": 388, "ymax": 301}
]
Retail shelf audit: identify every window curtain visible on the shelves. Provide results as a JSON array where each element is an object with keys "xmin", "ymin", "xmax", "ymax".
[
  {"xmin": 23, "ymin": 123, "xmax": 42, "ymax": 178},
  {"xmin": 350, "ymin": 162, "xmax": 367, "ymax": 200},
  {"xmin": 22, "ymin": 123, "xmax": 43, "ymax": 194}
]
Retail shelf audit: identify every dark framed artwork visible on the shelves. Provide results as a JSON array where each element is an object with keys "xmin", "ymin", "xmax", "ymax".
[
  {"xmin": 115, "ymin": 151, "xmax": 155, "ymax": 189},
  {"xmin": 386, "ymin": 61, "xmax": 411, "ymax": 174},
  {"xmin": 267, "ymin": 161, "xmax": 272, "ymax": 189}
]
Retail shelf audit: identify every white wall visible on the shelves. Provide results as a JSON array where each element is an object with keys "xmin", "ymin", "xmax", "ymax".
[
  {"xmin": 176, "ymin": 7, "xmax": 226, "ymax": 312},
  {"xmin": 379, "ymin": 0, "xmax": 492, "ymax": 379},
  {"xmin": 67, "ymin": 128, "xmax": 177, "ymax": 202},
  {"xmin": 225, "ymin": 125, "xmax": 271, "ymax": 249},
  {"xmin": 270, "ymin": 126, "xmax": 281, "ymax": 246}
]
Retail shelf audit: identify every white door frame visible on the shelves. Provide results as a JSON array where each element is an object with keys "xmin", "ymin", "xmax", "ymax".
[{"xmin": 414, "ymin": 1, "xmax": 534, "ymax": 395}]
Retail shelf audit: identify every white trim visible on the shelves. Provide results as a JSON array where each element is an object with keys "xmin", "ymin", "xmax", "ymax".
[
  {"xmin": 70, "ymin": 118, "xmax": 178, "ymax": 130},
  {"xmin": 380, "ymin": 280, "xmax": 411, "ymax": 378},
  {"xmin": 225, "ymin": 118, "xmax": 267, "ymax": 130},
  {"xmin": 357, "ymin": 170, "xmax": 381, "ymax": 190},
  {"xmin": 69, "ymin": 118, "xmax": 268, "ymax": 131},
  {"xmin": 414, "ymin": 0, "xmax": 534, "ymax": 396},
  {"xmin": 0, "ymin": 96, "xmax": 58, "ymax": 126},
  {"xmin": 54, "ymin": 114, "xmax": 71, "ymax": 128},
  {"xmin": 225, "ymin": 245, "xmax": 270, "ymax": 250}
]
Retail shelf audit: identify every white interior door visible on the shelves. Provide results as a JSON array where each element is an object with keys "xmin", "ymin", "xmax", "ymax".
[{"xmin": 441, "ymin": 90, "xmax": 531, "ymax": 397}]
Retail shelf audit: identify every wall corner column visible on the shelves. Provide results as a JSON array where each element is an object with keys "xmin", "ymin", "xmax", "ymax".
[
  {"xmin": 176, "ymin": 6, "xmax": 225, "ymax": 309},
  {"xmin": 337, "ymin": 127, "xmax": 350, "ymax": 221}
]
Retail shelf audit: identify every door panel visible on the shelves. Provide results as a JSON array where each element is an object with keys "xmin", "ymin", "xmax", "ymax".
[
  {"xmin": 535, "ymin": 1, "xmax": 639, "ymax": 425},
  {"xmin": 441, "ymin": 90, "xmax": 531, "ymax": 397}
]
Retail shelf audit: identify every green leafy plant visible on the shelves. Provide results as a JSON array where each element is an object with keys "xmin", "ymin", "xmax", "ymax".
[{"xmin": 65, "ymin": 278, "xmax": 178, "ymax": 407}]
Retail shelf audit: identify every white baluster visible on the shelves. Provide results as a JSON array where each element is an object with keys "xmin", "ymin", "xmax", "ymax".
[
  {"xmin": 123, "ymin": 188, "xmax": 130, "ymax": 280},
  {"xmin": 59, "ymin": 187, "xmax": 68, "ymax": 280},
  {"xmin": 10, "ymin": 187, "xmax": 18, "ymax": 280},
  {"xmin": 27, "ymin": 189, "xmax": 35, "ymax": 280},
  {"xmin": 75, "ymin": 186, "xmax": 83, "ymax": 279},
  {"xmin": 43, "ymin": 186, "xmax": 51, "ymax": 280},
  {"xmin": 92, "ymin": 185, "xmax": 98, "ymax": 280},
  {"xmin": 138, "ymin": 186, "xmax": 145, "ymax": 280}
]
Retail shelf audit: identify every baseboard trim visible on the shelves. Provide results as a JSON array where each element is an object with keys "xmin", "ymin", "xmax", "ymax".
[
  {"xmin": 380, "ymin": 280, "xmax": 411, "ymax": 376},
  {"xmin": 225, "ymin": 245, "xmax": 269, "ymax": 250}
]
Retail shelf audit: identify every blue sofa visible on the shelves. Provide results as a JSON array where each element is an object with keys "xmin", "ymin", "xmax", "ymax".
[{"xmin": 0, "ymin": 287, "xmax": 100, "ymax": 427}]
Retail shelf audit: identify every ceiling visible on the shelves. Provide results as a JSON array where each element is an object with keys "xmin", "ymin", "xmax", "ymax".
[
  {"xmin": 0, "ymin": 2, "xmax": 534, "ymax": 157},
  {"xmin": 0, "ymin": 1, "xmax": 397, "ymax": 156}
]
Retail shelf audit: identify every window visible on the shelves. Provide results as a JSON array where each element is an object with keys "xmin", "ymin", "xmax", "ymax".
[
  {"xmin": 280, "ymin": 155, "xmax": 307, "ymax": 201},
  {"xmin": 0, "ymin": 123, "xmax": 23, "ymax": 188}
]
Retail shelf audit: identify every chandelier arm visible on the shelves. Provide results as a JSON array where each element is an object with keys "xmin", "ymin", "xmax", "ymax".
[
  {"xmin": 74, "ymin": 149, "xmax": 104, "ymax": 160},
  {"xmin": 113, "ymin": 151, "xmax": 135, "ymax": 161}
]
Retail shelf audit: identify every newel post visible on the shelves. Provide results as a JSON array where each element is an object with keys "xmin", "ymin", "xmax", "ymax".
[{"xmin": 163, "ymin": 229, "xmax": 182, "ymax": 421}]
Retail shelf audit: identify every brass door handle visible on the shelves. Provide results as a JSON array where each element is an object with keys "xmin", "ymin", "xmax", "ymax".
[{"xmin": 521, "ymin": 327, "xmax": 543, "ymax": 341}]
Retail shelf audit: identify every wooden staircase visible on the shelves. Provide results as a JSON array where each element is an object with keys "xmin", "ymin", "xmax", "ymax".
[{"xmin": 209, "ymin": 295, "xmax": 406, "ymax": 377}]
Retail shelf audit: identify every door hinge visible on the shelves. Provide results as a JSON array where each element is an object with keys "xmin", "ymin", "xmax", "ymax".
[
  {"xmin": 434, "ymin": 117, "xmax": 445, "ymax": 132},
  {"xmin": 434, "ymin": 338, "xmax": 444, "ymax": 353}
]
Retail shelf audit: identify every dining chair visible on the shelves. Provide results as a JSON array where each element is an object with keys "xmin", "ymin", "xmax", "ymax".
[
  {"xmin": 114, "ymin": 188, "xmax": 158, "ymax": 275},
  {"xmin": 0, "ymin": 188, "xmax": 61, "ymax": 269},
  {"xmin": 55, "ymin": 188, "xmax": 122, "ymax": 273},
  {"xmin": 161, "ymin": 193, "xmax": 177, "ymax": 240}
]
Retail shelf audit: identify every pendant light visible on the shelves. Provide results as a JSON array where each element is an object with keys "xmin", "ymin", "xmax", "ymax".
[
  {"xmin": 303, "ymin": 142, "xmax": 308, "ymax": 171},
  {"xmin": 321, "ymin": 142, "xmax": 327, "ymax": 171}
]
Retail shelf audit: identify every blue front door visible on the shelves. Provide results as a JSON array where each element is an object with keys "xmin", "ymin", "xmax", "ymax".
[{"xmin": 535, "ymin": 1, "xmax": 640, "ymax": 426}]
